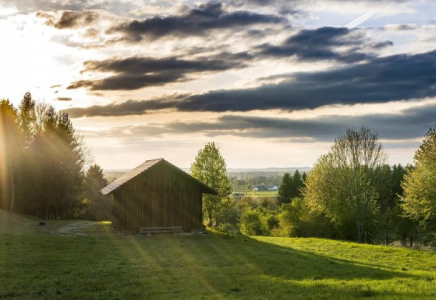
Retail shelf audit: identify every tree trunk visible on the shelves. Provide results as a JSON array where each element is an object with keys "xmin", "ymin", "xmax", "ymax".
[
  {"xmin": 356, "ymin": 218, "xmax": 365, "ymax": 243},
  {"xmin": 8, "ymin": 162, "xmax": 14, "ymax": 212},
  {"xmin": 207, "ymin": 212, "xmax": 213, "ymax": 227}
]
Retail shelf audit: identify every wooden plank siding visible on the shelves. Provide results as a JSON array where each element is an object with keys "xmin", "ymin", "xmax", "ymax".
[{"xmin": 111, "ymin": 161, "xmax": 205, "ymax": 233}]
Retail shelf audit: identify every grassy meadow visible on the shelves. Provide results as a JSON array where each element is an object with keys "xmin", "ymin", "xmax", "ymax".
[{"xmin": 1, "ymin": 210, "xmax": 436, "ymax": 299}]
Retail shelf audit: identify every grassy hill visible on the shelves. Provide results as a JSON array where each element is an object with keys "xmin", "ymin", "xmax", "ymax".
[{"xmin": 1, "ymin": 210, "xmax": 435, "ymax": 299}]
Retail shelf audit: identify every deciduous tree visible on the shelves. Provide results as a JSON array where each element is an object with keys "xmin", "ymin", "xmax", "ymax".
[
  {"xmin": 0, "ymin": 100, "xmax": 21, "ymax": 211},
  {"xmin": 401, "ymin": 127, "xmax": 436, "ymax": 230},
  {"xmin": 304, "ymin": 126, "xmax": 387, "ymax": 242},
  {"xmin": 191, "ymin": 142, "xmax": 232, "ymax": 227}
]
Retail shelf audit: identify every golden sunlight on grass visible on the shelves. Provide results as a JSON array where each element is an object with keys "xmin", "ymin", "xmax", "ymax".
[{"xmin": 1, "ymin": 219, "xmax": 436, "ymax": 299}]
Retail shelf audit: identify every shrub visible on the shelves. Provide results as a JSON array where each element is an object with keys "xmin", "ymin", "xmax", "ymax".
[{"xmin": 240, "ymin": 209, "xmax": 263, "ymax": 236}]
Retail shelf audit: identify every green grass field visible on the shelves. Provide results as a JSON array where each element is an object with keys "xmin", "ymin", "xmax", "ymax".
[{"xmin": 1, "ymin": 210, "xmax": 436, "ymax": 299}]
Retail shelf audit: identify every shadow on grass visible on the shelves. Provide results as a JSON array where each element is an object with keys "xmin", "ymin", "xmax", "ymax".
[
  {"xmin": 102, "ymin": 232, "xmax": 423, "ymax": 299},
  {"xmin": 0, "ymin": 227, "xmax": 430, "ymax": 299}
]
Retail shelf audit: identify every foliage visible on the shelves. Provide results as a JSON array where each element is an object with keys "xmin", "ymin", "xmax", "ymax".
[
  {"xmin": 277, "ymin": 171, "xmax": 305, "ymax": 205},
  {"xmin": 191, "ymin": 142, "xmax": 232, "ymax": 227},
  {"xmin": 240, "ymin": 209, "xmax": 263, "ymax": 236},
  {"xmin": 304, "ymin": 126, "xmax": 387, "ymax": 242},
  {"xmin": 84, "ymin": 164, "xmax": 111, "ymax": 221},
  {"xmin": 277, "ymin": 198, "xmax": 305, "ymax": 236},
  {"xmin": 0, "ymin": 93, "xmax": 89, "ymax": 219},
  {"xmin": 0, "ymin": 99, "xmax": 21, "ymax": 211},
  {"xmin": 277, "ymin": 173, "xmax": 292, "ymax": 204},
  {"xmin": 402, "ymin": 127, "xmax": 436, "ymax": 231}
]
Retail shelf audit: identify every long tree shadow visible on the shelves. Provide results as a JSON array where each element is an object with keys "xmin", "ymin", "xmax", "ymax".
[
  {"xmin": 227, "ymin": 235, "xmax": 412, "ymax": 281},
  {"xmin": 102, "ymin": 232, "xmax": 427, "ymax": 299},
  {"xmin": 3, "ymin": 225, "xmax": 430, "ymax": 299}
]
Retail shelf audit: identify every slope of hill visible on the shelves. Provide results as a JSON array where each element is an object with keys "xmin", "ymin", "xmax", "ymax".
[
  {"xmin": 0, "ymin": 209, "xmax": 43, "ymax": 235},
  {"xmin": 1, "ymin": 224, "xmax": 435, "ymax": 299},
  {"xmin": 0, "ymin": 209, "xmax": 107, "ymax": 236}
]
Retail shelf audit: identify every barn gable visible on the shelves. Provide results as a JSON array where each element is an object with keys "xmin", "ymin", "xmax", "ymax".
[
  {"xmin": 101, "ymin": 158, "xmax": 217, "ymax": 232},
  {"xmin": 101, "ymin": 158, "xmax": 217, "ymax": 196}
]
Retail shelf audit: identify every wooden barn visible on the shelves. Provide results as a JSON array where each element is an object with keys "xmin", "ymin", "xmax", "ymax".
[{"xmin": 101, "ymin": 158, "xmax": 217, "ymax": 233}]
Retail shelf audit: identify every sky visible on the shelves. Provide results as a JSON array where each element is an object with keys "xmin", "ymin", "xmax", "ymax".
[{"xmin": 1, "ymin": 0, "xmax": 436, "ymax": 170}]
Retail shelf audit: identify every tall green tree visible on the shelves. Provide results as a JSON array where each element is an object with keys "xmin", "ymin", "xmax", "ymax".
[
  {"xmin": 84, "ymin": 164, "xmax": 110, "ymax": 221},
  {"xmin": 191, "ymin": 142, "xmax": 232, "ymax": 227},
  {"xmin": 278, "ymin": 170, "xmax": 304, "ymax": 205},
  {"xmin": 0, "ymin": 100, "xmax": 21, "ymax": 211},
  {"xmin": 277, "ymin": 173, "xmax": 293, "ymax": 205},
  {"xmin": 304, "ymin": 126, "xmax": 387, "ymax": 242},
  {"xmin": 401, "ymin": 127, "xmax": 436, "ymax": 230},
  {"xmin": 292, "ymin": 170, "xmax": 304, "ymax": 197},
  {"xmin": 4, "ymin": 93, "xmax": 88, "ymax": 219}
]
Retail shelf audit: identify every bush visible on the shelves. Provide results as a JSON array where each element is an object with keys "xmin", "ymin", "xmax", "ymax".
[
  {"xmin": 240, "ymin": 209, "xmax": 263, "ymax": 236},
  {"xmin": 219, "ymin": 223, "xmax": 239, "ymax": 235},
  {"xmin": 260, "ymin": 212, "xmax": 279, "ymax": 235}
]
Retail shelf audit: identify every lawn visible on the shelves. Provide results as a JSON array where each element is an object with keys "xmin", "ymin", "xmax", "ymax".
[{"xmin": 1, "ymin": 213, "xmax": 436, "ymax": 299}]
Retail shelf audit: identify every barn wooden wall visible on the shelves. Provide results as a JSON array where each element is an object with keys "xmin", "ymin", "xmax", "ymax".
[{"xmin": 111, "ymin": 162, "xmax": 204, "ymax": 232}]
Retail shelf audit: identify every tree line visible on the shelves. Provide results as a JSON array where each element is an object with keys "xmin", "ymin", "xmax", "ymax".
[
  {"xmin": 0, "ymin": 93, "xmax": 109, "ymax": 220},
  {"xmin": 196, "ymin": 127, "xmax": 436, "ymax": 246}
]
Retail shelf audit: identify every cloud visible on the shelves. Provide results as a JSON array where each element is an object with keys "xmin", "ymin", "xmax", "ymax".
[
  {"xmin": 67, "ymin": 53, "xmax": 252, "ymax": 90},
  {"xmin": 1, "ymin": 0, "xmax": 142, "ymax": 15},
  {"xmin": 381, "ymin": 23, "xmax": 418, "ymax": 31},
  {"xmin": 68, "ymin": 26, "xmax": 390, "ymax": 90},
  {"xmin": 77, "ymin": 103, "xmax": 436, "ymax": 144},
  {"xmin": 67, "ymin": 49, "xmax": 436, "ymax": 116},
  {"xmin": 57, "ymin": 97, "xmax": 72, "ymax": 101},
  {"xmin": 2, "ymin": 0, "xmax": 101, "ymax": 14},
  {"xmin": 67, "ymin": 73, "xmax": 188, "ymax": 90},
  {"xmin": 38, "ymin": 10, "xmax": 99, "ymax": 29},
  {"xmin": 108, "ymin": 2, "xmax": 285, "ymax": 41},
  {"xmin": 66, "ymin": 97, "xmax": 185, "ymax": 117},
  {"xmin": 258, "ymin": 26, "xmax": 391, "ymax": 62}
]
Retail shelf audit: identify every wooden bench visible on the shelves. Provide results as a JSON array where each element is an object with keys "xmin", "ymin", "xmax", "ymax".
[{"xmin": 139, "ymin": 226, "xmax": 184, "ymax": 235}]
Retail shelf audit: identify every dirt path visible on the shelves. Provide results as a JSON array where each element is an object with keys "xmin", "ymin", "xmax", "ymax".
[{"xmin": 55, "ymin": 221, "xmax": 108, "ymax": 236}]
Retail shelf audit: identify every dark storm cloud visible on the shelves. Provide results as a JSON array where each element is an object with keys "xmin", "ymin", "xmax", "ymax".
[
  {"xmin": 77, "ymin": 104, "xmax": 436, "ymax": 145},
  {"xmin": 66, "ymin": 96, "xmax": 186, "ymax": 117},
  {"xmin": 67, "ymin": 53, "xmax": 252, "ymax": 90},
  {"xmin": 258, "ymin": 27, "xmax": 390, "ymax": 62},
  {"xmin": 108, "ymin": 2, "xmax": 285, "ymax": 41},
  {"xmin": 67, "ymin": 73, "xmax": 188, "ymax": 90},
  {"xmin": 81, "ymin": 53, "xmax": 252, "ymax": 74},
  {"xmin": 66, "ymin": 49, "xmax": 436, "ymax": 116},
  {"xmin": 69, "ymin": 26, "xmax": 389, "ymax": 90}
]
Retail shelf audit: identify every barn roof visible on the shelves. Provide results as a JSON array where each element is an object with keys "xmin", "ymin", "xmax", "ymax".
[{"xmin": 101, "ymin": 158, "xmax": 218, "ymax": 196}]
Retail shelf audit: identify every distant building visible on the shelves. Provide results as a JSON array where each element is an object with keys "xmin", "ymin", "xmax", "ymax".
[
  {"xmin": 252, "ymin": 185, "xmax": 278, "ymax": 192},
  {"xmin": 231, "ymin": 193, "xmax": 244, "ymax": 200},
  {"xmin": 252, "ymin": 185, "xmax": 267, "ymax": 191},
  {"xmin": 266, "ymin": 185, "xmax": 278, "ymax": 191},
  {"xmin": 101, "ymin": 158, "xmax": 217, "ymax": 233}
]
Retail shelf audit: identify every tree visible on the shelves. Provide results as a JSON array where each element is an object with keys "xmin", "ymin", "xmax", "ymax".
[
  {"xmin": 2, "ymin": 93, "xmax": 89, "ymax": 219},
  {"xmin": 84, "ymin": 164, "xmax": 110, "ymax": 220},
  {"xmin": 278, "ymin": 171, "xmax": 305, "ymax": 205},
  {"xmin": 277, "ymin": 173, "xmax": 293, "ymax": 205},
  {"xmin": 304, "ymin": 126, "xmax": 387, "ymax": 242},
  {"xmin": 191, "ymin": 142, "xmax": 232, "ymax": 227},
  {"xmin": 292, "ymin": 170, "xmax": 304, "ymax": 197},
  {"xmin": 401, "ymin": 127, "xmax": 436, "ymax": 230},
  {"xmin": 0, "ymin": 100, "xmax": 21, "ymax": 211}
]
